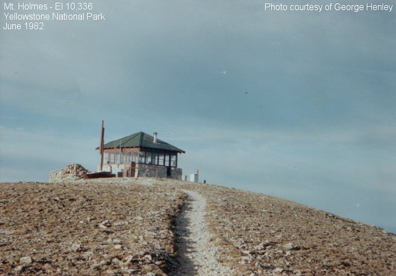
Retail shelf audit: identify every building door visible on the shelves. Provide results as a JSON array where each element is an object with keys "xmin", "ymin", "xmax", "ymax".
[
  {"xmin": 124, "ymin": 162, "xmax": 136, "ymax": 177},
  {"xmin": 130, "ymin": 162, "xmax": 136, "ymax": 177},
  {"xmin": 167, "ymin": 166, "xmax": 171, "ymax": 176}
]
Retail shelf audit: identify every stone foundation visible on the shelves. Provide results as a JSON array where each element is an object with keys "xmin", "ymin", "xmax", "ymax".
[
  {"xmin": 170, "ymin": 168, "xmax": 182, "ymax": 180},
  {"xmin": 98, "ymin": 163, "xmax": 182, "ymax": 179},
  {"xmin": 136, "ymin": 164, "xmax": 167, "ymax": 178}
]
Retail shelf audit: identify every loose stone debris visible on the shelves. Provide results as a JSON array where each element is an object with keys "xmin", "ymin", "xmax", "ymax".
[
  {"xmin": 49, "ymin": 164, "xmax": 90, "ymax": 183},
  {"xmin": 175, "ymin": 183, "xmax": 396, "ymax": 275},
  {"xmin": 0, "ymin": 180, "xmax": 184, "ymax": 275},
  {"xmin": 1, "ymin": 178, "xmax": 395, "ymax": 275},
  {"xmin": 171, "ymin": 190, "xmax": 232, "ymax": 275}
]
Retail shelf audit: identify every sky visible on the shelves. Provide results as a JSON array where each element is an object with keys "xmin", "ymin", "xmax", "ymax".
[{"xmin": 1, "ymin": 0, "xmax": 395, "ymax": 233}]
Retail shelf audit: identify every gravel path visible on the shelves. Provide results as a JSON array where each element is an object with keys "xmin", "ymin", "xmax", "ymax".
[{"xmin": 172, "ymin": 190, "xmax": 232, "ymax": 276}]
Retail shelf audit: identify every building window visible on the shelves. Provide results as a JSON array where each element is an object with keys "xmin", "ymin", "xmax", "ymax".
[
  {"xmin": 171, "ymin": 155, "xmax": 177, "ymax": 167},
  {"xmin": 165, "ymin": 154, "xmax": 170, "ymax": 167},
  {"xmin": 146, "ymin": 152, "xmax": 152, "ymax": 164},
  {"xmin": 159, "ymin": 153, "xmax": 164, "ymax": 166},
  {"xmin": 121, "ymin": 152, "xmax": 125, "ymax": 163},
  {"xmin": 139, "ymin": 152, "xmax": 145, "ymax": 164},
  {"xmin": 104, "ymin": 153, "xmax": 109, "ymax": 164},
  {"xmin": 115, "ymin": 153, "xmax": 120, "ymax": 164},
  {"xmin": 127, "ymin": 152, "xmax": 132, "ymax": 162},
  {"xmin": 109, "ymin": 153, "xmax": 114, "ymax": 163},
  {"xmin": 152, "ymin": 153, "xmax": 158, "ymax": 165},
  {"xmin": 133, "ymin": 152, "xmax": 138, "ymax": 163}
]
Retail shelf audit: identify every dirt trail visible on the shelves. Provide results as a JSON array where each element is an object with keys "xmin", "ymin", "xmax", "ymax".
[{"xmin": 172, "ymin": 190, "xmax": 232, "ymax": 276}]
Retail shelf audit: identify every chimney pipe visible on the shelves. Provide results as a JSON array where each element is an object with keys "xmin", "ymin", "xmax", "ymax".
[{"xmin": 153, "ymin": 132, "xmax": 158, "ymax": 143}]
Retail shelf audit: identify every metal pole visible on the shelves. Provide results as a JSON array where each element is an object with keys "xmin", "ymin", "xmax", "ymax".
[{"xmin": 99, "ymin": 120, "xmax": 104, "ymax": 171}]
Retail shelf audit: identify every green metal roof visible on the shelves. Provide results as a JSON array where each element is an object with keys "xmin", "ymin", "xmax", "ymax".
[{"xmin": 102, "ymin": 132, "xmax": 185, "ymax": 153}]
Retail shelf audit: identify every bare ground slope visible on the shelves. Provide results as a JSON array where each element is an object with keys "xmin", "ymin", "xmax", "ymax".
[
  {"xmin": 0, "ymin": 181, "xmax": 184, "ymax": 275},
  {"xmin": 174, "ymin": 182, "xmax": 396, "ymax": 275},
  {"xmin": 1, "ymin": 179, "xmax": 395, "ymax": 275}
]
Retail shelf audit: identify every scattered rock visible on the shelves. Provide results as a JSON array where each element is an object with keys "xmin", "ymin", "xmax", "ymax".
[
  {"xmin": 283, "ymin": 243, "xmax": 294, "ymax": 250},
  {"xmin": 15, "ymin": 266, "xmax": 24, "ymax": 272},
  {"xmin": 20, "ymin": 256, "xmax": 32, "ymax": 264},
  {"xmin": 124, "ymin": 255, "xmax": 133, "ymax": 263},
  {"xmin": 70, "ymin": 243, "xmax": 81, "ymax": 252},
  {"xmin": 49, "ymin": 164, "xmax": 90, "ymax": 183},
  {"xmin": 1, "ymin": 180, "xmax": 396, "ymax": 275},
  {"xmin": 112, "ymin": 238, "xmax": 121, "ymax": 244},
  {"xmin": 274, "ymin": 267, "xmax": 283, "ymax": 273},
  {"xmin": 99, "ymin": 224, "xmax": 108, "ymax": 229},
  {"xmin": 101, "ymin": 220, "xmax": 111, "ymax": 227},
  {"xmin": 174, "ymin": 182, "xmax": 396, "ymax": 275},
  {"xmin": 111, "ymin": 258, "xmax": 121, "ymax": 265}
]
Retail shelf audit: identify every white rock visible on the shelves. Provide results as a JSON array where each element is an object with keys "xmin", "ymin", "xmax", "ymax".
[
  {"xmin": 99, "ymin": 224, "xmax": 107, "ymax": 229},
  {"xmin": 114, "ymin": 221, "xmax": 128, "ymax": 226},
  {"xmin": 283, "ymin": 242, "xmax": 294, "ymax": 250},
  {"xmin": 70, "ymin": 243, "xmax": 81, "ymax": 252},
  {"xmin": 113, "ymin": 238, "xmax": 121, "ymax": 244},
  {"xmin": 20, "ymin": 256, "xmax": 32, "ymax": 264},
  {"xmin": 124, "ymin": 255, "xmax": 133, "ymax": 263},
  {"xmin": 112, "ymin": 258, "xmax": 122, "ymax": 265}
]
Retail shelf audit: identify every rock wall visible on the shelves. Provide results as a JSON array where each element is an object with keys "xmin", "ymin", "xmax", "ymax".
[
  {"xmin": 136, "ymin": 164, "xmax": 167, "ymax": 178},
  {"xmin": 170, "ymin": 168, "xmax": 182, "ymax": 180}
]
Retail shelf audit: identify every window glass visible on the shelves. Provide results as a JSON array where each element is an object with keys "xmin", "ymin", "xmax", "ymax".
[
  {"xmin": 139, "ymin": 152, "xmax": 145, "ymax": 164},
  {"xmin": 127, "ymin": 152, "xmax": 132, "ymax": 162},
  {"xmin": 133, "ymin": 152, "xmax": 138, "ymax": 162},
  {"xmin": 121, "ymin": 152, "xmax": 125, "ymax": 163},
  {"xmin": 146, "ymin": 152, "xmax": 152, "ymax": 164},
  {"xmin": 165, "ymin": 154, "xmax": 170, "ymax": 166},
  {"xmin": 109, "ymin": 153, "xmax": 114, "ymax": 163},
  {"xmin": 171, "ymin": 155, "xmax": 177, "ymax": 167},
  {"xmin": 159, "ymin": 154, "xmax": 164, "ymax": 166},
  {"xmin": 115, "ymin": 153, "xmax": 120, "ymax": 163},
  {"xmin": 104, "ymin": 153, "xmax": 109, "ymax": 163},
  {"xmin": 152, "ymin": 153, "xmax": 158, "ymax": 165}
]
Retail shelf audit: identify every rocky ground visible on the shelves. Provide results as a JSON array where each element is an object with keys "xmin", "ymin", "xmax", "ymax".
[
  {"xmin": 176, "ymin": 182, "xmax": 396, "ymax": 275},
  {"xmin": 0, "ymin": 180, "xmax": 184, "ymax": 275},
  {"xmin": 171, "ymin": 190, "xmax": 232, "ymax": 276},
  {"xmin": 1, "ymin": 178, "xmax": 395, "ymax": 275}
]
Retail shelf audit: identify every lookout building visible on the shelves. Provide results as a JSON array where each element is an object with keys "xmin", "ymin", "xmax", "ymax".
[{"xmin": 97, "ymin": 131, "xmax": 185, "ymax": 179}]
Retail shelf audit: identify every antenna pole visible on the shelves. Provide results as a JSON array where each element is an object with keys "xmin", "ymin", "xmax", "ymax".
[{"xmin": 99, "ymin": 120, "xmax": 105, "ymax": 171}]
